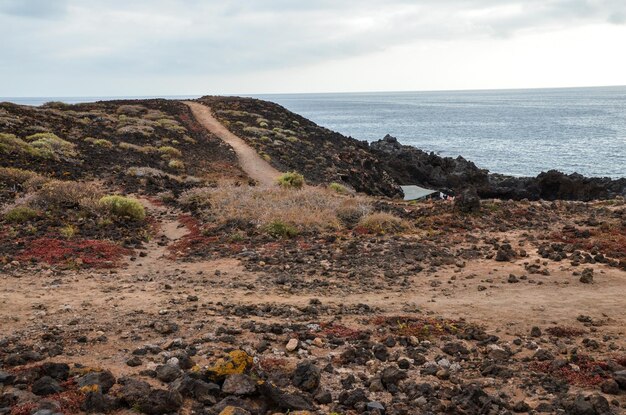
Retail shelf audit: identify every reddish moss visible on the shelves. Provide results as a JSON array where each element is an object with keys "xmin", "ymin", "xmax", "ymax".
[
  {"xmin": 17, "ymin": 238, "xmax": 130, "ymax": 268},
  {"xmin": 531, "ymin": 355, "xmax": 611, "ymax": 387},
  {"xmin": 11, "ymin": 379, "xmax": 84, "ymax": 415},
  {"xmin": 552, "ymin": 225, "xmax": 626, "ymax": 260},
  {"xmin": 167, "ymin": 214, "xmax": 216, "ymax": 259},
  {"xmin": 320, "ymin": 322, "xmax": 362, "ymax": 340}
]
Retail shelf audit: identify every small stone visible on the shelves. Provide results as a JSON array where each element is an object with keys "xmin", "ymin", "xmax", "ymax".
[
  {"xmin": 32, "ymin": 376, "xmax": 63, "ymax": 396},
  {"xmin": 77, "ymin": 371, "xmax": 116, "ymax": 394},
  {"xmin": 126, "ymin": 356, "xmax": 142, "ymax": 367},
  {"xmin": 221, "ymin": 374, "xmax": 257, "ymax": 396},
  {"xmin": 286, "ymin": 338, "xmax": 299, "ymax": 352},
  {"xmin": 156, "ymin": 364, "xmax": 180, "ymax": 383},
  {"xmin": 292, "ymin": 361, "xmax": 321, "ymax": 392},
  {"xmin": 314, "ymin": 389, "xmax": 332, "ymax": 404},
  {"xmin": 0, "ymin": 371, "xmax": 16, "ymax": 385},
  {"xmin": 367, "ymin": 401, "xmax": 385, "ymax": 414},
  {"xmin": 600, "ymin": 379, "xmax": 620, "ymax": 395},
  {"xmin": 530, "ymin": 326, "xmax": 542, "ymax": 337},
  {"xmin": 153, "ymin": 321, "xmax": 178, "ymax": 335},
  {"xmin": 579, "ymin": 268, "xmax": 593, "ymax": 283}
]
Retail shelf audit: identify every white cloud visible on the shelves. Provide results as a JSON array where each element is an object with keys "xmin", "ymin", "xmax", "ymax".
[{"xmin": 0, "ymin": 0, "xmax": 625, "ymax": 95}]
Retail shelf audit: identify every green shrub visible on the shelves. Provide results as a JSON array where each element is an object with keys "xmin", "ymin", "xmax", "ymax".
[
  {"xmin": 328, "ymin": 182, "xmax": 348, "ymax": 194},
  {"xmin": 277, "ymin": 172, "xmax": 305, "ymax": 189},
  {"xmin": 157, "ymin": 118, "xmax": 187, "ymax": 133},
  {"xmin": 265, "ymin": 220, "xmax": 299, "ymax": 239},
  {"xmin": 59, "ymin": 224, "xmax": 77, "ymax": 239},
  {"xmin": 0, "ymin": 133, "xmax": 41, "ymax": 157},
  {"xmin": 168, "ymin": 159, "xmax": 185, "ymax": 170},
  {"xmin": 26, "ymin": 133, "xmax": 77, "ymax": 159},
  {"xmin": 3, "ymin": 206, "xmax": 38, "ymax": 223},
  {"xmin": 158, "ymin": 146, "xmax": 183, "ymax": 158},
  {"xmin": 119, "ymin": 142, "xmax": 157, "ymax": 154},
  {"xmin": 99, "ymin": 195, "xmax": 145, "ymax": 221},
  {"xmin": 93, "ymin": 138, "xmax": 113, "ymax": 148}
]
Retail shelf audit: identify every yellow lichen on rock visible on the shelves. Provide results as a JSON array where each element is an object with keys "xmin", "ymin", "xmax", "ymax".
[{"xmin": 206, "ymin": 350, "xmax": 253, "ymax": 381}]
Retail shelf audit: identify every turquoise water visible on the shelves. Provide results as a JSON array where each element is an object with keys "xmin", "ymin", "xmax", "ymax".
[{"xmin": 3, "ymin": 87, "xmax": 625, "ymax": 178}]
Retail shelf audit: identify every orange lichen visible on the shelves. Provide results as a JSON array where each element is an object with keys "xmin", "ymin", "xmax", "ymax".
[{"xmin": 205, "ymin": 350, "xmax": 254, "ymax": 381}]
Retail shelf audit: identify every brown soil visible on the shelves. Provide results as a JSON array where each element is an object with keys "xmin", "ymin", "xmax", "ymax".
[{"xmin": 184, "ymin": 101, "xmax": 281, "ymax": 187}]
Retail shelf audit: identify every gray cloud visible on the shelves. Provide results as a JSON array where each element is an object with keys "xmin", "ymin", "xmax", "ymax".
[
  {"xmin": 0, "ymin": 0, "xmax": 68, "ymax": 18},
  {"xmin": 0, "ymin": 0, "xmax": 624, "ymax": 94}
]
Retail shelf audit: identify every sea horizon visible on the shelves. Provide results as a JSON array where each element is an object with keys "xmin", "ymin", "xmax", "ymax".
[
  {"xmin": 3, "ymin": 83, "xmax": 626, "ymax": 105},
  {"xmin": 2, "ymin": 85, "xmax": 625, "ymax": 180}
]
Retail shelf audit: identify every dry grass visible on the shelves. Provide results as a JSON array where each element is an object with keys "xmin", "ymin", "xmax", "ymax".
[
  {"xmin": 180, "ymin": 185, "xmax": 371, "ymax": 234},
  {"xmin": 31, "ymin": 180, "xmax": 103, "ymax": 210},
  {"xmin": 0, "ymin": 167, "xmax": 47, "ymax": 190},
  {"xmin": 358, "ymin": 212, "xmax": 409, "ymax": 234}
]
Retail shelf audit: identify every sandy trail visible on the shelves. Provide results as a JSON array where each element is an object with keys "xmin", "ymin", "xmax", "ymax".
[{"xmin": 184, "ymin": 101, "xmax": 282, "ymax": 186}]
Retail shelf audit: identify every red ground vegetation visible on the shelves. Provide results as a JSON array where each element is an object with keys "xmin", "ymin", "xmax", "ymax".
[
  {"xmin": 319, "ymin": 322, "xmax": 363, "ymax": 340},
  {"xmin": 167, "ymin": 214, "xmax": 216, "ymax": 259},
  {"xmin": 17, "ymin": 238, "xmax": 130, "ymax": 268},
  {"xmin": 552, "ymin": 225, "xmax": 626, "ymax": 259},
  {"xmin": 11, "ymin": 380, "xmax": 84, "ymax": 415},
  {"xmin": 531, "ymin": 355, "xmax": 611, "ymax": 387}
]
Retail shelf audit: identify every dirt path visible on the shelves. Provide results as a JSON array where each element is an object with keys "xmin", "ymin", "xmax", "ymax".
[{"xmin": 184, "ymin": 101, "xmax": 282, "ymax": 186}]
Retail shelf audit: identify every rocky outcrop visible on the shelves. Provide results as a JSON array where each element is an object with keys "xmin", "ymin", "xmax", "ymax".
[
  {"xmin": 371, "ymin": 135, "xmax": 626, "ymax": 201},
  {"xmin": 370, "ymin": 135, "xmax": 488, "ymax": 192}
]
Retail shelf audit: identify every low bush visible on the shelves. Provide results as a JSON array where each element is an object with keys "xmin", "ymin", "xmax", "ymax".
[
  {"xmin": 3, "ymin": 206, "xmax": 38, "ymax": 223},
  {"xmin": 0, "ymin": 167, "xmax": 45, "ymax": 189},
  {"xmin": 265, "ymin": 220, "xmax": 299, "ymax": 238},
  {"xmin": 117, "ymin": 124, "xmax": 155, "ymax": 137},
  {"xmin": 0, "ymin": 133, "xmax": 42, "ymax": 158},
  {"xmin": 26, "ymin": 132, "xmax": 77, "ymax": 159},
  {"xmin": 277, "ymin": 172, "xmax": 305, "ymax": 189},
  {"xmin": 158, "ymin": 146, "xmax": 183, "ymax": 158},
  {"xmin": 116, "ymin": 104, "xmax": 147, "ymax": 116},
  {"xmin": 157, "ymin": 118, "xmax": 187, "ymax": 134},
  {"xmin": 59, "ymin": 224, "xmax": 78, "ymax": 239},
  {"xmin": 336, "ymin": 200, "xmax": 371, "ymax": 227},
  {"xmin": 34, "ymin": 180, "xmax": 103, "ymax": 210},
  {"xmin": 118, "ymin": 142, "xmax": 157, "ymax": 154},
  {"xmin": 85, "ymin": 137, "xmax": 113, "ymax": 148},
  {"xmin": 358, "ymin": 212, "xmax": 408, "ymax": 234},
  {"xmin": 328, "ymin": 182, "xmax": 349, "ymax": 194},
  {"xmin": 99, "ymin": 195, "xmax": 145, "ymax": 221},
  {"xmin": 168, "ymin": 159, "xmax": 185, "ymax": 170}
]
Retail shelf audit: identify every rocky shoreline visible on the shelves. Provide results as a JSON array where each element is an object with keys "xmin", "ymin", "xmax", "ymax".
[{"xmin": 371, "ymin": 135, "xmax": 626, "ymax": 201}]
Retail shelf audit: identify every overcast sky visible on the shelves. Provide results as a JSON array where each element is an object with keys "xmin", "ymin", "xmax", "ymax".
[{"xmin": 1, "ymin": 0, "xmax": 625, "ymax": 96}]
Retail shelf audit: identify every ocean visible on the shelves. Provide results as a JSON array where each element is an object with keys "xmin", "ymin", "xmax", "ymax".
[{"xmin": 3, "ymin": 86, "xmax": 625, "ymax": 178}]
